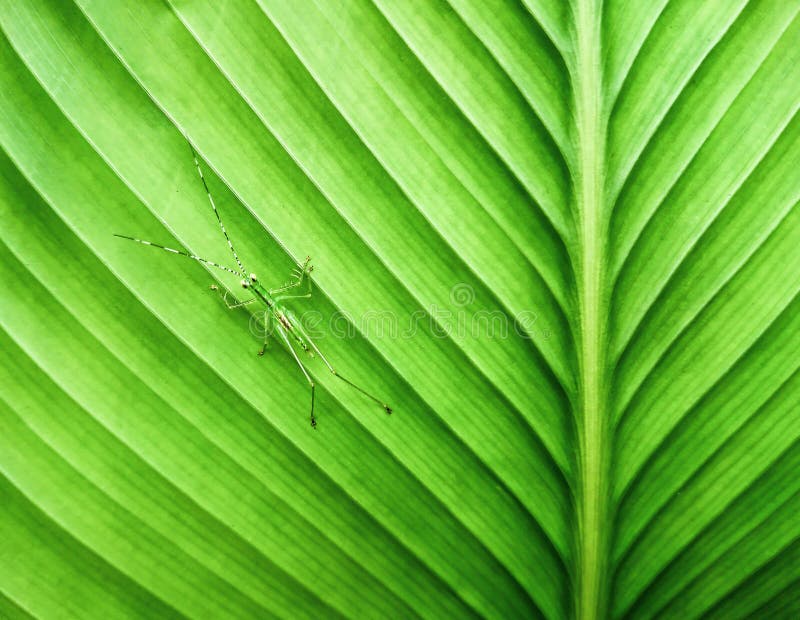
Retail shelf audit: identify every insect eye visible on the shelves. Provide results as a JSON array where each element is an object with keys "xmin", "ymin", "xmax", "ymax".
[
  {"xmin": 241, "ymin": 279, "xmax": 249, "ymax": 289},
  {"xmin": 249, "ymin": 273, "xmax": 257, "ymax": 281}
]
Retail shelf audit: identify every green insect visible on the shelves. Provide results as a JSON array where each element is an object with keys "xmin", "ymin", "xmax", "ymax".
[{"xmin": 115, "ymin": 139, "xmax": 392, "ymax": 429}]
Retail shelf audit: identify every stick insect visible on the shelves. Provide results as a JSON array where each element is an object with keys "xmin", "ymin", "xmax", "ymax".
[{"xmin": 115, "ymin": 139, "xmax": 392, "ymax": 429}]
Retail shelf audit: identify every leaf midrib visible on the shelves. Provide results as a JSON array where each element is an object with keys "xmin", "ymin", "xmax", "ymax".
[{"xmin": 573, "ymin": 1, "xmax": 610, "ymax": 618}]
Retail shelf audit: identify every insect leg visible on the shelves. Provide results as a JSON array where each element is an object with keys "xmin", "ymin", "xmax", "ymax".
[
  {"xmin": 305, "ymin": 339, "xmax": 392, "ymax": 415},
  {"xmin": 274, "ymin": 291, "xmax": 311, "ymax": 302},
  {"xmin": 258, "ymin": 311, "xmax": 272, "ymax": 356},
  {"xmin": 223, "ymin": 292, "xmax": 258, "ymax": 309},
  {"xmin": 270, "ymin": 256, "xmax": 313, "ymax": 296},
  {"xmin": 210, "ymin": 285, "xmax": 258, "ymax": 309},
  {"xmin": 276, "ymin": 325, "xmax": 317, "ymax": 428},
  {"xmin": 272, "ymin": 274, "xmax": 312, "ymax": 301}
]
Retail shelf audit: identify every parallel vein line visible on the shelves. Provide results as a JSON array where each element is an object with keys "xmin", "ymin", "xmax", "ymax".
[
  {"xmin": 72, "ymin": 0, "xmax": 577, "ymax": 511},
  {"xmin": 0, "ymin": 161, "xmax": 495, "ymax": 617},
  {"xmin": 0, "ymin": 459, "xmax": 195, "ymax": 619},
  {"xmin": 610, "ymin": 8, "xmax": 800, "ymax": 289},
  {"xmin": 604, "ymin": 0, "xmax": 670, "ymax": 109},
  {"xmin": 606, "ymin": 0, "xmax": 754, "ymax": 211},
  {"xmin": 617, "ymin": 434, "xmax": 800, "ymax": 617},
  {"xmin": 0, "ymin": 393, "xmax": 287, "ymax": 619},
  {"xmin": 614, "ymin": 286, "xmax": 800, "ymax": 513},
  {"xmin": 644, "ymin": 493, "xmax": 800, "ymax": 619},
  {"xmin": 614, "ymin": 355, "xmax": 800, "ymax": 536},
  {"xmin": 443, "ymin": 0, "xmax": 575, "ymax": 168},
  {"xmin": 235, "ymin": 0, "xmax": 577, "ymax": 380},
  {"xmin": 614, "ymin": 364, "xmax": 800, "ymax": 570},
  {"xmin": 1, "ymin": 107, "xmax": 553, "ymax": 613},
  {"xmin": 68, "ymin": 0, "xmax": 575, "ymax": 496},
  {"xmin": 613, "ymin": 189, "xmax": 800, "ymax": 420},
  {"xmin": 367, "ymin": 0, "xmax": 574, "ymax": 242}
]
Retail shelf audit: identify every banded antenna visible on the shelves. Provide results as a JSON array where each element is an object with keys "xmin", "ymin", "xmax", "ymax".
[
  {"xmin": 113, "ymin": 234, "xmax": 243, "ymax": 277},
  {"xmin": 186, "ymin": 139, "xmax": 247, "ymax": 277}
]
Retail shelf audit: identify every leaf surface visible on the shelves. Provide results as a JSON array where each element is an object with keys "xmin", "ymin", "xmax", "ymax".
[{"xmin": 1, "ymin": 1, "xmax": 799, "ymax": 618}]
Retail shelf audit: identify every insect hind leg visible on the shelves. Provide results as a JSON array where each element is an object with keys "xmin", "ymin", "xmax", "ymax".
[
  {"xmin": 276, "ymin": 325, "xmax": 317, "ymax": 428},
  {"xmin": 306, "ymin": 339, "xmax": 391, "ymax": 415}
]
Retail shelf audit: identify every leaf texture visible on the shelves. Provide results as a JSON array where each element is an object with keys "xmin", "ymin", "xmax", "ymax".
[{"xmin": 1, "ymin": 1, "xmax": 798, "ymax": 618}]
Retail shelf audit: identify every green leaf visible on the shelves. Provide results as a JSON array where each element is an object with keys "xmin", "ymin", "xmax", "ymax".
[{"xmin": 1, "ymin": 1, "xmax": 798, "ymax": 618}]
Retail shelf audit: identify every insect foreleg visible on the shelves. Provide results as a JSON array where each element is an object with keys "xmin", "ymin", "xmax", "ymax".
[
  {"xmin": 272, "ymin": 277, "xmax": 312, "ymax": 301},
  {"xmin": 270, "ymin": 256, "xmax": 313, "ymax": 297}
]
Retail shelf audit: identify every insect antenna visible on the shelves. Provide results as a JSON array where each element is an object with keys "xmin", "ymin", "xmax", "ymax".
[
  {"xmin": 113, "ymin": 234, "xmax": 244, "ymax": 277},
  {"xmin": 186, "ymin": 138, "xmax": 247, "ymax": 277}
]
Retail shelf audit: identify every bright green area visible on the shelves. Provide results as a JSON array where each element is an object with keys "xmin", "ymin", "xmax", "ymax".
[{"xmin": 1, "ymin": 1, "xmax": 799, "ymax": 618}]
